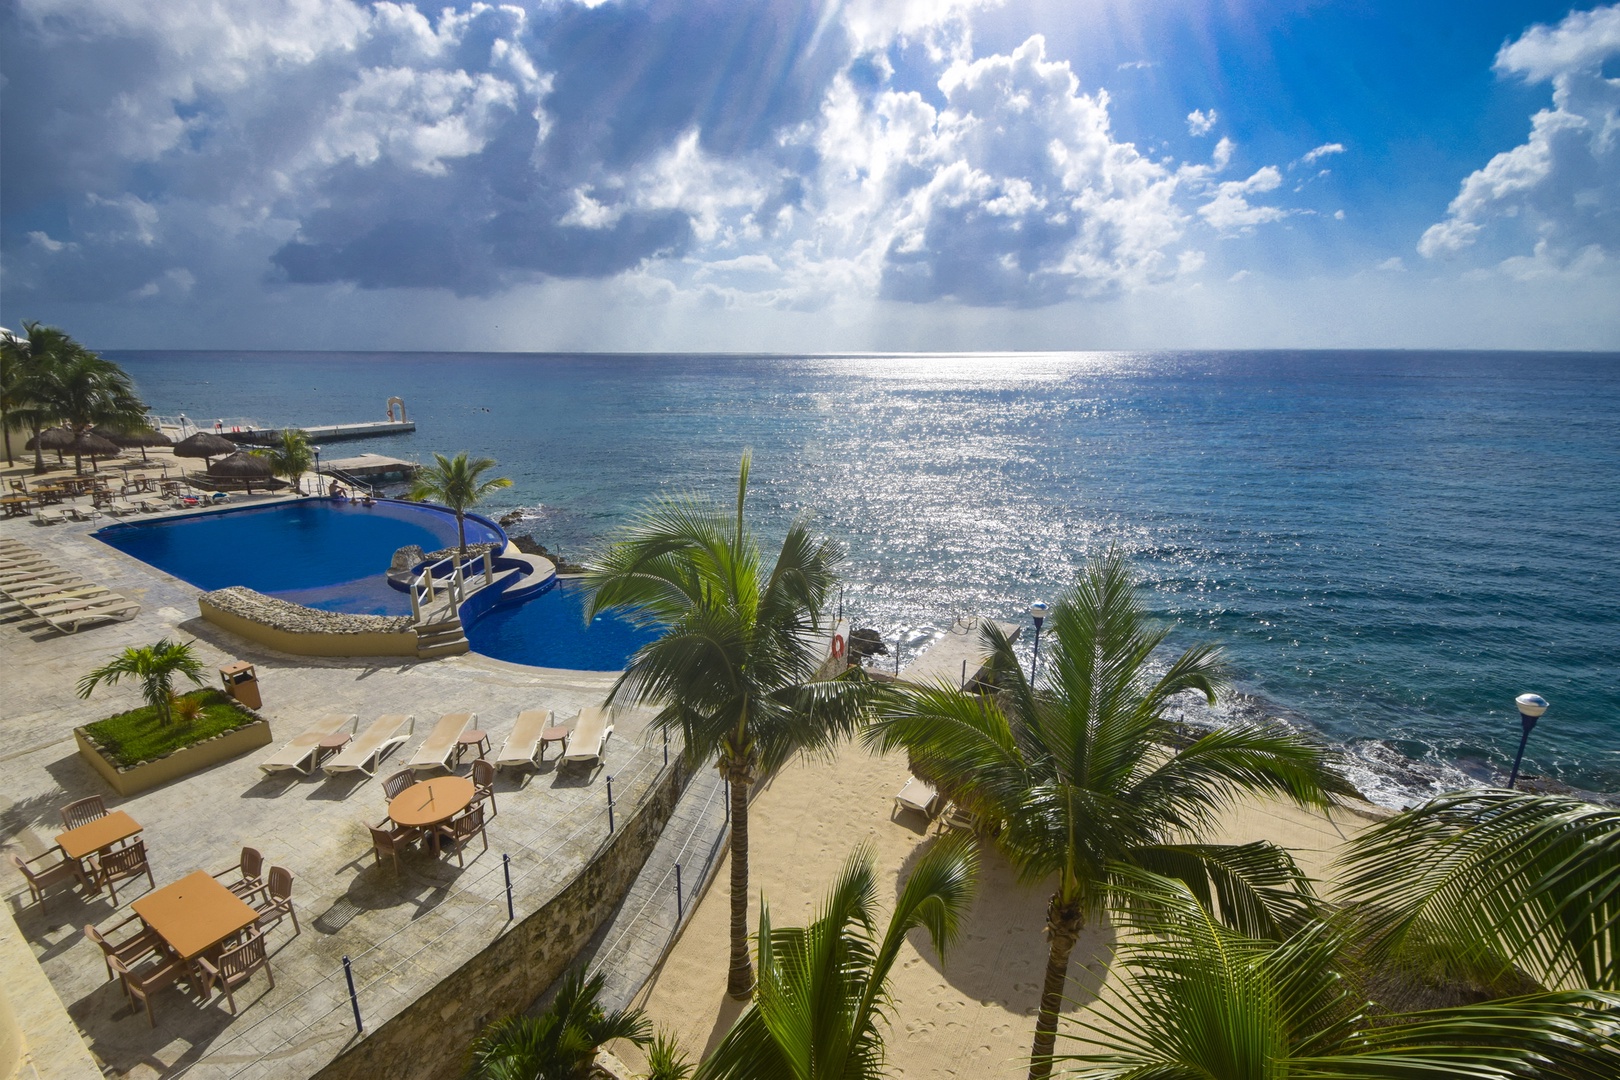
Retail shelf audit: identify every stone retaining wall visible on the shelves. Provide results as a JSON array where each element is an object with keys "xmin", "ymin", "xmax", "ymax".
[
  {"xmin": 311, "ymin": 756, "xmax": 691, "ymax": 1080},
  {"xmin": 199, "ymin": 587, "xmax": 419, "ymax": 657}
]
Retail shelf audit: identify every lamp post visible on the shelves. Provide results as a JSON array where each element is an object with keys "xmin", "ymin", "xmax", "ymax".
[
  {"xmin": 1029, "ymin": 602, "xmax": 1049, "ymax": 685},
  {"xmin": 1507, "ymin": 692, "xmax": 1548, "ymax": 790},
  {"xmin": 312, "ymin": 445, "xmax": 322, "ymax": 497}
]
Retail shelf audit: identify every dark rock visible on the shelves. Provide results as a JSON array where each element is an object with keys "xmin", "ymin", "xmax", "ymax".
[
  {"xmin": 498, "ymin": 510, "xmax": 525, "ymax": 527},
  {"xmin": 848, "ymin": 627, "xmax": 888, "ymax": 659}
]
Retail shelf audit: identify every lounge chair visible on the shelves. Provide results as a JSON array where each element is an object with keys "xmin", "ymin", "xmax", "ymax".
[
  {"xmin": 32, "ymin": 506, "xmax": 68, "ymax": 525},
  {"xmin": 322, "ymin": 714, "xmax": 415, "ymax": 776},
  {"xmin": 407, "ymin": 712, "xmax": 474, "ymax": 775},
  {"xmin": 561, "ymin": 707, "xmax": 613, "ymax": 768},
  {"xmin": 496, "ymin": 708, "xmax": 554, "ymax": 770},
  {"xmin": 260, "ymin": 713, "xmax": 358, "ymax": 774},
  {"xmin": 893, "ymin": 775, "xmax": 940, "ymax": 819},
  {"xmin": 38, "ymin": 601, "xmax": 141, "ymax": 633}
]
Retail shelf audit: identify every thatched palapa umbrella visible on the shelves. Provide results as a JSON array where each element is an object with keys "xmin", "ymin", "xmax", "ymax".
[
  {"xmin": 25, "ymin": 426, "xmax": 74, "ymax": 465},
  {"xmin": 173, "ymin": 431, "xmax": 237, "ymax": 466},
  {"xmin": 206, "ymin": 450, "xmax": 274, "ymax": 494},
  {"xmin": 27, "ymin": 427, "xmax": 122, "ymax": 471}
]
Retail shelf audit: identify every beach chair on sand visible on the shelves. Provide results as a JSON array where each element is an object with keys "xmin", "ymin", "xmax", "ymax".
[
  {"xmin": 561, "ymin": 707, "xmax": 613, "ymax": 769},
  {"xmin": 496, "ymin": 709, "xmax": 553, "ymax": 771},
  {"xmin": 407, "ymin": 712, "xmax": 474, "ymax": 775},
  {"xmin": 261, "ymin": 714, "xmax": 359, "ymax": 774},
  {"xmin": 893, "ymin": 775, "xmax": 940, "ymax": 820},
  {"xmin": 323, "ymin": 715, "xmax": 414, "ymax": 777}
]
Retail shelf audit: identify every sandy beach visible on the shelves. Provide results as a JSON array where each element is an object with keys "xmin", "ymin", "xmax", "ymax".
[{"xmin": 622, "ymin": 745, "xmax": 1385, "ymax": 1077}]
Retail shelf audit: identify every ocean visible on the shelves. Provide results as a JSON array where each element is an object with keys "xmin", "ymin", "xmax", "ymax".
[{"xmin": 108, "ymin": 349, "xmax": 1620, "ymax": 807}]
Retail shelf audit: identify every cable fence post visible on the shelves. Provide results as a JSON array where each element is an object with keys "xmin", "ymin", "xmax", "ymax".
[
  {"xmin": 675, "ymin": 862, "xmax": 684, "ymax": 921},
  {"xmin": 606, "ymin": 775, "xmax": 615, "ymax": 834},
  {"xmin": 503, "ymin": 853, "xmax": 514, "ymax": 921},
  {"xmin": 343, "ymin": 955, "xmax": 363, "ymax": 1033}
]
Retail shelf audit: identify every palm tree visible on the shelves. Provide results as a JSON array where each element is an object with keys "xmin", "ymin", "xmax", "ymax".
[
  {"xmin": 865, "ymin": 549, "xmax": 1350, "ymax": 1079},
  {"xmin": 469, "ymin": 968, "xmax": 651, "ymax": 1080},
  {"xmin": 2, "ymin": 321, "xmax": 82, "ymax": 474},
  {"xmin": 408, "ymin": 451, "xmax": 513, "ymax": 555},
  {"xmin": 76, "ymin": 639, "xmax": 207, "ymax": 727},
  {"xmin": 0, "ymin": 327, "xmax": 27, "ymax": 468},
  {"xmin": 1056, "ymin": 867, "xmax": 1620, "ymax": 1080},
  {"xmin": 1337, "ymin": 790, "xmax": 1620, "ymax": 995},
  {"xmin": 585, "ymin": 452, "xmax": 875, "ymax": 999},
  {"xmin": 696, "ymin": 835, "xmax": 977, "ymax": 1080},
  {"xmin": 253, "ymin": 428, "xmax": 316, "ymax": 495},
  {"xmin": 33, "ymin": 344, "xmax": 146, "ymax": 475}
]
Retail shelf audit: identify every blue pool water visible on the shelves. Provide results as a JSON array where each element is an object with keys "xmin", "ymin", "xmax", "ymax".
[
  {"xmin": 109, "ymin": 349, "xmax": 1620, "ymax": 806},
  {"xmin": 467, "ymin": 578, "xmax": 656, "ymax": 672},
  {"xmin": 95, "ymin": 499, "xmax": 503, "ymax": 615}
]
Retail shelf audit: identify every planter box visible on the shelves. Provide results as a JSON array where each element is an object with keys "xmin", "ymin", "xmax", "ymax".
[{"xmin": 74, "ymin": 719, "xmax": 273, "ymax": 797}]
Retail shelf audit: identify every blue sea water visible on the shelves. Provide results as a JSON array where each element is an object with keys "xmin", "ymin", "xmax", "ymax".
[{"xmin": 107, "ymin": 349, "xmax": 1620, "ymax": 806}]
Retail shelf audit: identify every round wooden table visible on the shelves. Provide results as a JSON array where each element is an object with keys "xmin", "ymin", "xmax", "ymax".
[
  {"xmin": 388, "ymin": 776, "xmax": 474, "ymax": 830},
  {"xmin": 539, "ymin": 725, "xmax": 571, "ymax": 760}
]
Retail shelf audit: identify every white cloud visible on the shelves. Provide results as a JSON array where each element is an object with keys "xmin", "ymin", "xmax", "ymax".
[
  {"xmin": 1198, "ymin": 166, "xmax": 1288, "ymax": 235},
  {"xmin": 1419, "ymin": 4, "xmax": 1620, "ymax": 274},
  {"xmin": 1377, "ymin": 256, "xmax": 1406, "ymax": 272},
  {"xmin": 1299, "ymin": 142, "xmax": 1345, "ymax": 165},
  {"xmin": 1186, "ymin": 109, "xmax": 1218, "ymax": 136}
]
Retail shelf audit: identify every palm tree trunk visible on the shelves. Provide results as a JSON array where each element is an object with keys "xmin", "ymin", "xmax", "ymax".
[
  {"xmin": 1028, "ymin": 896, "xmax": 1083, "ymax": 1080},
  {"xmin": 457, "ymin": 510, "xmax": 467, "ymax": 556},
  {"xmin": 31, "ymin": 422, "xmax": 44, "ymax": 474},
  {"xmin": 2, "ymin": 404, "xmax": 12, "ymax": 467},
  {"xmin": 726, "ymin": 761, "xmax": 755, "ymax": 999}
]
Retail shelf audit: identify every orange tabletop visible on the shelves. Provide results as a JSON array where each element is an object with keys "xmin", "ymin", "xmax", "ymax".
[
  {"xmin": 389, "ymin": 776, "xmax": 474, "ymax": 830},
  {"xmin": 133, "ymin": 870, "xmax": 260, "ymax": 961},
  {"xmin": 56, "ymin": 811, "xmax": 142, "ymax": 861}
]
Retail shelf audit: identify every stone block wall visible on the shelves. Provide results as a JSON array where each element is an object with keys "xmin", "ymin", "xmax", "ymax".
[{"xmin": 311, "ymin": 756, "xmax": 690, "ymax": 1080}]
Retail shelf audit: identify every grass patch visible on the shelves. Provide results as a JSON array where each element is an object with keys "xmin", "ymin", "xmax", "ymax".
[{"xmin": 82, "ymin": 688, "xmax": 260, "ymax": 769}]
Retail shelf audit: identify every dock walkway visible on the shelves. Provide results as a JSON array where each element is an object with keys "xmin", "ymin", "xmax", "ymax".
[{"xmin": 897, "ymin": 618, "xmax": 1021, "ymax": 690}]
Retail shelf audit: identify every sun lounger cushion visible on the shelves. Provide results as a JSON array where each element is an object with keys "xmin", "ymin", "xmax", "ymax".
[
  {"xmin": 324, "ymin": 714, "xmax": 414, "ymax": 775},
  {"xmin": 561, "ymin": 707, "xmax": 613, "ymax": 765},
  {"xmin": 894, "ymin": 775, "xmax": 940, "ymax": 817},
  {"xmin": 497, "ymin": 709, "xmax": 554, "ymax": 769},
  {"xmin": 408, "ymin": 712, "xmax": 474, "ymax": 773},
  {"xmin": 261, "ymin": 714, "xmax": 358, "ymax": 773}
]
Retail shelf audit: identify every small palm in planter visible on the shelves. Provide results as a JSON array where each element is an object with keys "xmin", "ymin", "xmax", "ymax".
[{"xmin": 77, "ymin": 639, "xmax": 207, "ymax": 726}]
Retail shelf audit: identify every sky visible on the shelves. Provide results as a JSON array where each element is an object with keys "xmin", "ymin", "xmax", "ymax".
[{"xmin": 2, "ymin": 0, "xmax": 1618, "ymax": 353}]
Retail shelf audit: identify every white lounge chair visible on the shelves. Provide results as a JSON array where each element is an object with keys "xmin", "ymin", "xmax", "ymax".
[
  {"xmin": 261, "ymin": 713, "xmax": 359, "ymax": 774},
  {"xmin": 893, "ymin": 775, "xmax": 940, "ymax": 819},
  {"xmin": 323, "ymin": 714, "xmax": 415, "ymax": 777},
  {"xmin": 21, "ymin": 590, "xmax": 121, "ymax": 615},
  {"xmin": 407, "ymin": 712, "xmax": 474, "ymax": 775},
  {"xmin": 32, "ymin": 507, "xmax": 68, "ymax": 525},
  {"xmin": 561, "ymin": 707, "xmax": 613, "ymax": 768},
  {"xmin": 38, "ymin": 599, "xmax": 141, "ymax": 633},
  {"xmin": 496, "ymin": 709, "xmax": 554, "ymax": 771}
]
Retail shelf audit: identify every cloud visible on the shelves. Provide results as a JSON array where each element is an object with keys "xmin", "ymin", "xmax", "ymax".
[
  {"xmin": 1298, "ymin": 142, "xmax": 1345, "ymax": 165},
  {"xmin": 1186, "ymin": 109, "xmax": 1218, "ymax": 136},
  {"xmin": 1198, "ymin": 166, "xmax": 1288, "ymax": 235},
  {"xmin": 1418, "ymin": 4, "xmax": 1620, "ymax": 272}
]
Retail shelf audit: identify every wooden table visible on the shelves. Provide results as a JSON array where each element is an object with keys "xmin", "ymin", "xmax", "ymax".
[
  {"xmin": 455, "ymin": 729, "xmax": 490, "ymax": 763},
  {"xmin": 0, "ymin": 494, "xmax": 31, "ymax": 518},
  {"xmin": 390, "ymin": 776, "xmax": 474, "ymax": 854},
  {"xmin": 539, "ymin": 725, "xmax": 571, "ymax": 760},
  {"xmin": 134, "ymin": 870, "xmax": 260, "ymax": 962},
  {"xmin": 57, "ymin": 810, "xmax": 142, "ymax": 887},
  {"xmin": 56, "ymin": 810, "xmax": 142, "ymax": 861}
]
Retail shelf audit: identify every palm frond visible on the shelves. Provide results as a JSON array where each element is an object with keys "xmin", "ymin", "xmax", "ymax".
[
  {"xmin": 1127, "ymin": 841, "xmax": 1320, "ymax": 940},
  {"xmin": 1337, "ymin": 790, "xmax": 1620, "ymax": 992}
]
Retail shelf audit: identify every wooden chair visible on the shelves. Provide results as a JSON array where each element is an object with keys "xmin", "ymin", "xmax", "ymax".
[
  {"xmin": 369, "ymin": 821, "xmax": 417, "ymax": 875},
  {"xmin": 83, "ymin": 914, "xmax": 164, "ymax": 982},
  {"xmin": 61, "ymin": 795, "xmax": 108, "ymax": 830},
  {"xmin": 250, "ymin": 865, "xmax": 299, "ymax": 937},
  {"xmin": 435, "ymin": 803, "xmax": 488, "ymax": 867},
  {"xmin": 95, "ymin": 839, "xmax": 156, "ymax": 904},
  {"xmin": 381, "ymin": 768, "xmax": 416, "ymax": 802},
  {"xmin": 109, "ymin": 952, "xmax": 188, "ymax": 1028},
  {"xmin": 9, "ymin": 850, "xmax": 84, "ymax": 906},
  {"xmin": 197, "ymin": 929, "xmax": 273, "ymax": 1015},
  {"xmin": 471, "ymin": 758, "xmax": 497, "ymax": 819},
  {"xmin": 211, "ymin": 846, "xmax": 264, "ymax": 898}
]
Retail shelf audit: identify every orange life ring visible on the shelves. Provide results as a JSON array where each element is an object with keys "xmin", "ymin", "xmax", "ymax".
[{"xmin": 831, "ymin": 633, "xmax": 846, "ymax": 659}]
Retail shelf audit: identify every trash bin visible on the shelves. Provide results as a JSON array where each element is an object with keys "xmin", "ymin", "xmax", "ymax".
[{"xmin": 219, "ymin": 661, "xmax": 262, "ymax": 710}]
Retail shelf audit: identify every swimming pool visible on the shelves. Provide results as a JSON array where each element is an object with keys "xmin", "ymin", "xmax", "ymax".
[
  {"xmin": 94, "ymin": 499, "xmax": 654, "ymax": 670},
  {"xmin": 466, "ymin": 578, "xmax": 655, "ymax": 671},
  {"xmin": 95, "ymin": 499, "xmax": 503, "ymax": 616}
]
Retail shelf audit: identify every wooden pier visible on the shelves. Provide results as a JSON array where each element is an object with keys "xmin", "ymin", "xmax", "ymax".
[
  {"xmin": 297, "ymin": 419, "xmax": 415, "ymax": 441},
  {"xmin": 318, "ymin": 453, "xmax": 419, "ymax": 482},
  {"xmin": 897, "ymin": 618, "xmax": 1021, "ymax": 689}
]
